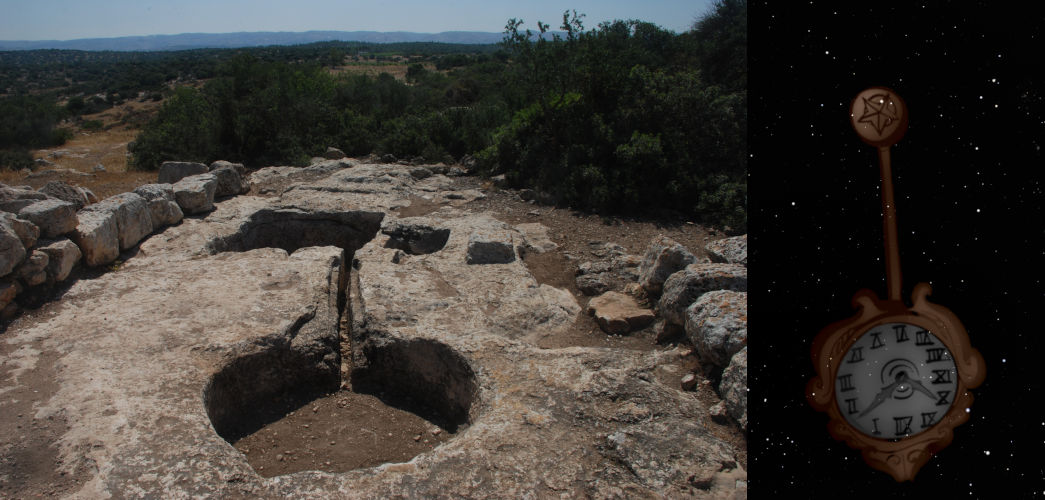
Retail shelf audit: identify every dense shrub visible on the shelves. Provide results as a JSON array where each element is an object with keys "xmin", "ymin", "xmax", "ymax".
[{"xmin": 127, "ymin": 1, "xmax": 746, "ymax": 229}]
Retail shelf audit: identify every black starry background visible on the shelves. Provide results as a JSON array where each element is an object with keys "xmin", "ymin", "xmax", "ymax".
[{"xmin": 750, "ymin": 1, "xmax": 1044, "ymax": 496}]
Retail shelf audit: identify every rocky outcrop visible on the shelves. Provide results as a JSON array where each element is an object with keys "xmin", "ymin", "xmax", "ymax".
[
  {"xmin": 209, "ymin": 163, "xmax": 250, "ymax": 198},
  {"xmin": 658, "ymin": 263, "xmax": 747, "ymax": 327},
  {"xmin": 638, "ymin": 235, "xmax": 698, "ymax": 295},
  {"xmin": 158, "ymin": 161, "xmax": 208, "ymax": 184},
  {"xmin": 720, "ymin": 347, "xmax": 748, "ymax": 430},
  {"xmin": 685, "ymin": 290, "xmax": 748, "ymax": 368},
  {"xmin": 87, "ymin": 192, "xmax": 153, "ymax": 250},
  {"xmin": 134, "ymin": 184, "xmax": 184, "ymax": 228},
  {"xmin": 0, "ymin": 162, "xmax": 746, "ymax": 498},
  {"xmin": 0, "ymin": 185, "xmax": 49, "ymax": 212},
  {"xmin": 173, "ymin": 173, "xmax": 218, "ymax": 214},
  {"xmin": 706, "ymin": 234, "xmax": 748, "ymax": 266},
  {"xmin": 38, "ymin": 238, "xmax": 82, "ymax": 283},
  {"xmin": 17, "ymin": 198, "xmax": 78, "ymax": 238},
  {"xmin": 71, "ymin": 209, "xmax": 119, "ymax": 267},
  {"xmin": 38, "ymin": 180, "xmax": 95, "ymax": 211}
]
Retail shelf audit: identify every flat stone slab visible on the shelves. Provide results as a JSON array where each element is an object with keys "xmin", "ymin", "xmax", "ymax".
[{"xmin": 0, "ymin": 163, "xmax": 746, "ymax": 498}]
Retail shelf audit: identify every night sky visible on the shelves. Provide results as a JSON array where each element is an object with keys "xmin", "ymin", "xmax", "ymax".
[{"xmin": 750, "ymin": 1, "xmax": 1043, "ymax": 496}]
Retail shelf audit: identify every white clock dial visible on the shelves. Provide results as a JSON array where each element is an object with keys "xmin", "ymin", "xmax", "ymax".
[{"xmin": 835, "ymin": 322, "xmax": 958, "ymax": 439}]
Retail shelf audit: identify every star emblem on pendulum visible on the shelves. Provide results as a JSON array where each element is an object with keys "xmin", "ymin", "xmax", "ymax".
[{"xmin": 858, "ymin": 93, "xmax": 900, "ymax": 136}]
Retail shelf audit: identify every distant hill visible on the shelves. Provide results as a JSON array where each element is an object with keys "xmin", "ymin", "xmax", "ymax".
[{"xmin": 0, "ymin": 31, "xmax": 507, "ymax": 52}]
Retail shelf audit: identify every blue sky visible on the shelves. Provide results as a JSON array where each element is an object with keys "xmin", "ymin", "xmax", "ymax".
[{"xmin": 0, "ymin": 0, "xmax": 714, "ymax": 41}]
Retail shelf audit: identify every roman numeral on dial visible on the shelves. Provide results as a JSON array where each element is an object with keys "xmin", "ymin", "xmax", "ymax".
[
  {"xmin": 915, "ymin": 329, "xmax": 934, "ymax": 346},
  {"xmin": 847, "ymin": 347, "xmax": 864, "ymax": 363},
  {"xmin": 925, "ymin": 347, "xmax": 948, "ymax": 363},
  {"xmin": 845, "ymin": 398, "xmax": 858, "ymax": 415},
  {"xmin": 871, "ymin": 332, "xmax": 885, "ymax": 349},
  {"xmin": 936, "ymin": 390, "xmax": 951, "ymax": 406},
  {"xmin": 894, "ymin": 416, "xmax": 913, "ymax": 436},
  {"xmin": 932, "ymin": 369, "xmax": 953, "ymax": 384},
  {"xmin": 893, "ymin": 324, "xmax": 909, "ymax": 343},
  {"xmin": 921, "ymin": 411, "xmax": 938, "ymax": 428},
  {"xmin": 838, "ymin": 374, "xmax": 855, "ymax": 392}
]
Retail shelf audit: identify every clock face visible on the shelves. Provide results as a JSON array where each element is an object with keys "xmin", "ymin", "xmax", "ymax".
[{"xmin": 835, "ymin": 322, "xmax": 959, "ymax": 439}]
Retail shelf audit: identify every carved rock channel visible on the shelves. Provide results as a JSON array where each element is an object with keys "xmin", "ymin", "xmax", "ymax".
[{"xmin": 0, "ymin": 162, "xmax": 746, "ymax": 498}]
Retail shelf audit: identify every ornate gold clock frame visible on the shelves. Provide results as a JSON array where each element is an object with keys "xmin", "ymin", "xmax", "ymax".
[{"xmin": 806, "ymin": 87, "xmax": 986, "ymax": 482}]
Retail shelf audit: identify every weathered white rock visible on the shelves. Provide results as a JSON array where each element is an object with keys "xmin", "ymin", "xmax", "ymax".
[
  {"xmin": 70, "ymin": 209, "xmax": 119, "ymax": 267},
  {"xmin": 720, "ymin": 347, "xmax": 748, "ymax": 430},
  {"xmin": 706, "ymin": 234, "xmax": 747, "ymax": 267},
  {"xmin": 0, "ymin": 217, "xmax": 27, "ymax": 278},
  {"xmin": 88, "ymin": 192, "xmax": 153, "ymax": 250},
  {"xmin": 14, "ymin": 249, "xmax": 48, "ymax": 286},
  {"xmin": 0, "ymin": 163, "xmax": 745, "ymax": 499},
  {"xmin": 659, "ymin": 263, "xmax": 747, "ymax": 327},
  {"xmin": 210, "ymin": 165, "xmax": 250, "ymax": 198},
  {"xmin": 0, "ymin": 211, "xmax": 39, "ymax": 254},
  {"xmin": 0, "ymin": 184, "xmax": 49, "ymax": 213},
  {"xmin": 158, "ymin": 161, "xmax": 208, "ymax": 184},
  {"xmin": 17, "ymin": 198, "xmax": 78, "ymax": 238},
  {"xmin": 38, "ymin": 238, "xmax": 82, "ymax": 282},
  {"xmin": 133, "ymin": 184, "xmax": 184, "ymax": 228},
  {"xmin": 685, "ymin": 290, "xmax": 748, "ymax": 368},
  {"xmin": 638, "ymin": 235, "xmax": 697, "ymax": 295},
  {"xmin": 172, "ymin": 173, "xmax": 218, "ymax": 214},
  {"xmin": 209, "ymin": 160, "xmax": 246, "ymax": 175},
  {"xmin": 586, "ymin": 291, "xmax": 655, "ymax": 335},
  {"xmin": 466, "ymin": 228, "xmax": 516, "ymax": 264},
  {"xmin": 38, "ymin": 180, "xmax": 92, "ymax": 211}
]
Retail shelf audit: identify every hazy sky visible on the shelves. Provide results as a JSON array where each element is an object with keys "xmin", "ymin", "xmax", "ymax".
[{"xmin": 0, "ymin": 0, "xmax": 714, "ymax": 41}]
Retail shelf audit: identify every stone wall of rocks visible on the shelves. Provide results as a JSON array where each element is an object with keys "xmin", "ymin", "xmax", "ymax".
[
  {"xmin": 0, "ymin": 160, "xmax": 249, "ymax": 319},
  {"xmin": 581, "ymin": 233, "xmax": 749, "ymax": 430}
]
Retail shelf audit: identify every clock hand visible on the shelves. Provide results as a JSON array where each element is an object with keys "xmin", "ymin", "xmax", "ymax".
[
  {"xmin": 858, "ymin": 378, "xmax": 901, "ymax": 418},
  {"xmin": 906, "ymin": 376, "xmax": 937, "ymax": 401}
]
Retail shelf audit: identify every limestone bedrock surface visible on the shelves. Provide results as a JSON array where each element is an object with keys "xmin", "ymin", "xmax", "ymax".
[{"xmin": 0, "ymin": 162, "xmax": 745, "ymax": 498}]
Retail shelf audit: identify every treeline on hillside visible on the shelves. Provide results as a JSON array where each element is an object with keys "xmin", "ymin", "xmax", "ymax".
[
  {"xmin": 0, "ymin": 41, "xmax": 499, "ymax": 98},
  {"xmin": 132, "ymin": 1, "xmax": 747, "ymax": 229}
]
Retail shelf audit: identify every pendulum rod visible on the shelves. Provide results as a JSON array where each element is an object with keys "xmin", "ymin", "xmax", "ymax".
[{"xmin": 877, "ymin": 145, "xmax": 902, "ymax": 301}]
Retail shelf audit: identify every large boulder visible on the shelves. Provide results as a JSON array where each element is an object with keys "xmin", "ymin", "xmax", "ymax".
[
  {"xmin": 0, "ymin": 185, "xmax": 49, "ymax": 213},
  {"xmin": 209, "ymin": 165, "xmax": 250, "ymax": 198},
  {"xmin": 17, "ymin": 199, "xmax": 78, "ymax": 238},
  {"xmin": 0, "ymin": 212, "xmax": 39, "ymax": 250},
  {"xmin": 719, "ymin": 347, "xmax": 748, "ymax": 430},
  {"xmin": 685, "ymin": 290, "xmax": 748, "ymax": 368},
  {"xmin": 0, "ymin": 220, "xmax": 26, "ymax": 278},
  {"xmin": 172, "ymin": 173, "xmax": 218, "ymax": 215},
  {"xmin": 13, "ymin": 249, "xmax": 48, "ymax": 286},
  {"xmin": 70, "ymin": 209, "xmax": 120, "ymax": 267},
  {"xmin": 133, "ymin": 184, "xmax": 184, "ymax": 228},
  {"xmin": 658, "ymin": 263, "xmax": 747, "ymax": 327},
  {"xmin": 158, "ymin": 161, "xmax": 209, "ymax": 184},
  {"xmin": 38, "ymin": 238, "xmax": 82, "ymax": 283},
  {"xmin": 38, "ymin": 180, "xmax": 92, "ymax": 211},
  {"xmin": 638, "ymin": 235, "xmax": 697, "ymax": 296},
  {"xmin": 706, "ymin": 235, "xmax": 747, "ymax": 267},
  {"xmin": 87, "ymin": 193, "xmax": 153, "ymax": 251}
]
